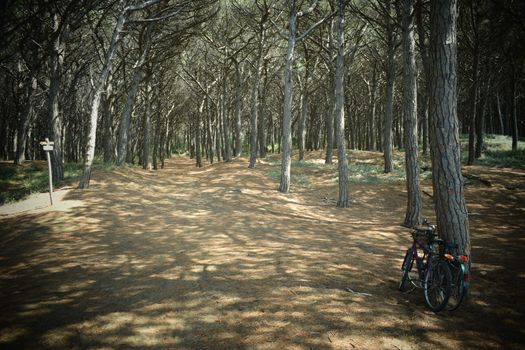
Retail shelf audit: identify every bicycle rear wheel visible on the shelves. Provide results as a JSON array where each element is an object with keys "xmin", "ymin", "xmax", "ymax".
[
  {"xmin": 423, "ymin": 258, "xmax": 452, "ymax": 312},
  {"xmin": 399, "ymin": 249, "xmax": 413, "ymax": 291},
  {"xmin": 447, "ymin": 262, "xmax": 468, "ymax": 311}
]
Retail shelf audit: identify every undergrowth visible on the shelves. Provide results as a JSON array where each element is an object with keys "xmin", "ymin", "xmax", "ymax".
[{"xmin": 0, "ymin": 161, "xmax": 107, "ymax": 204}]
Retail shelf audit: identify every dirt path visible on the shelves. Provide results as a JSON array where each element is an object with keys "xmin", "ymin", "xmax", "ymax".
[{"xmin": 1, "ymin": 154, "xmax": 524, "ymax": 349}]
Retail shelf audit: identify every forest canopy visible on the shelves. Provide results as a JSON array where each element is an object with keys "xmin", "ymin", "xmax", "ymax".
[{"xmin": 0, "ymin": 0, "xmax": 523, "ymax": 190}]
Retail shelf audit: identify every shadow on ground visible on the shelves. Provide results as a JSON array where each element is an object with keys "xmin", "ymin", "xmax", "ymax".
[{"xmin": 0, "ymin": 154, "xmax": 524, "ymax": 349}]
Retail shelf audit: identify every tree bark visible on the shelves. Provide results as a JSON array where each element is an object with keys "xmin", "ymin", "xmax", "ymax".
[
  {"xmin": 79, "ymin": 13, "xmax": 125, "ymax": 188},
  {"xmin": 259, "ymin": 62, "xmax": 269, "ymax": 158},
  {"xmin": 402, "ymin": 0, "xmax": 422, "ymax": 227},
  {"xmin": 299, "ymin": 45, "xmax": 313, "ymax": 162},
  {"xmin": 496, "ymin": 91, "xmax": 505, "ymax": 135},
  {"xmin": 279, "ymin": 2, "xmax": 298, "ymax": 193},
  {"xmin": 335, "ymin": 0, "xmax": 349, "ymax": 208},
  {"xmin": 368, "ymin": 63, "xmax": 377, "ymax": 151},
  {"xmin": 80, "ymin": 0, "xmax": 160, "ymax": 188},
  {"xmin": 117, "ymin": 22, "xmax": 155, "ymax": 166},
  {"xmin": 383, "ymin": 1, "xmax": 396, "ymax": 174},
  {"xmin": 15, "ymin": 75, "xmax": 35, "ymax": 165},
  {"xmin": 222, "ymin": 69, "xmax": 232, "ymax": 162},
  {"xmin": 102, "ymin": 81, "xmax": 115, "ymax": 163},
  {"xmin": 429, "ymin": 0, "xmax": 470, "ymax": 255},
  {"xmin": 142, "ymin": 73, "xmax": 153, "ymax": 170},
  {"xmin": 509, "ymin": 67, "xmax": 518, "ymax": 151},
  {"xmin": 475, "ymin": 76, "xmax": 489, "ymax": 158},
  {"xmin": 467, "ymin": 48, "xmax": 479, "ymax": 165},
  {"xmin": 249, "ymin": 24, "xmax": 266, "ymax": 168},
  {"xmin": 415, "ymin": 0, "xmax": 430, "ymax": 156},
  {"xmin": 325, "ymin": 19, "xmax": 335, "ymax": 165},
  {"xmin": 47, "ymin": 13, "xmax": 66, "ymax": 182},
  {"xmin": 234, "ymin": 62, "xmax": 244, "ymax": 157}
]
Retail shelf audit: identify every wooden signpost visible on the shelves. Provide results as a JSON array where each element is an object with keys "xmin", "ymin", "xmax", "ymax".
[{"xmin": 39, "ymin": 138, "xmax": 54, "ymax": 205}]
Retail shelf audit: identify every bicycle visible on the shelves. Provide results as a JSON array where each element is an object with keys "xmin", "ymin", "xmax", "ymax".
[
  {"xmin": 399, "ymin": 222, "xmax": 452, "ymax": 312},
  {"xmin": 443, "ymin": 242, "xmax": 470, "ymax": 310}
]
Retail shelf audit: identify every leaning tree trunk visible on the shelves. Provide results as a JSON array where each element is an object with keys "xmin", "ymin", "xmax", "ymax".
[
  {"xmin": 429, "ymin": 0, "xmax": 470, "ymax": 255},
  {"xmin": 402, "ymin": 0, "xmax": 422, "ymax": 227},
  {"xmin": 80, "ymin": 0, "xmax": 159, "ymax": 188},
  {"xmin": 79, "ymin": 12, "xmax": 126, "ymax": 188},
  {"xmin": 335, "ymin": 0, "xmax": 348, "ymax": 208}
]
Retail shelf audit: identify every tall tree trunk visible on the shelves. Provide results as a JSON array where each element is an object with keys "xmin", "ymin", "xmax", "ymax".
[
  {"xmin": 15, "ymin": 76, "xmax": 35, "ymax": 165},
  {"xmin": 509, "ymin": 67, "xmax": 518, "ymax": 151},
  {"xmin": 429, "ymin": 0, "xmax": 470, "ymax": 255},
  {"xmin": 496, "ymin": 91, "xmax": 505, "ymax": 135},
  {"xmin": 368, "ymin": 63, "xmax": 377, "ymax": 151},
  {"xmin": 116, "ymin": 22, "xmax": 155, "ymax": 166},
  {"xmin": 222, "ymin": 69, "xmax": 232, "ymax": 162},
  {"xmin": 325, "ymin": 19, "xmax": 335, "ymax": 165},
  {"xmin": 79, "ymin": 12, "xmax": 126, "ymax": 188},
  {"xmin": 234, "ymin": 62, "xmax": 244, "ymax": 157},
  {"xmin": 298, "ymin": 46, "xmax": 312, "ymax": 162},
  {"xmin": 259, "ymin": 63, "xmax": 269, "ymax": 158},
  {"xmin": 206, "ymin": 94, "xmax": 215, "ymax": 164},
  {"xmin": 80, "ymin": 0, "xmax": 160, "ymax": 188},
  {"xmin": 249, "ymin": 25, "xmax": 266, "ymax": 168},
  {"xmin": 383, "ymin": 0, "xmax": 396, "ymax": 173},
  {"xmin": 299, "ymin": 89, "xmax": 309, "ymax": 161},
  {"xmin": 48, "ymin": 14, "xmax": 66, "ymax": 182},
  {"xmin": 402, "ymin": 0, "xmax": 422, "ymax": 227},
  {"xmin": 142, "ymin": 73, "xmax": 153, "ymax": 170},
  {"xmin": 475, "ymin": 76, "xmax": 489, "ymax": 158},
  {"xmin": 102, "ymin": 82, "xmax": 114, "ymax": 162},
  {"xmin": 415, "ymin": 0, "xmax": 430, "ymax": 155},
  {"xmin": 335, "ymin": 0, "xmax": 348, "ymax": 208},
  {"xmin": 467, "ymin": 48, "xmax": 479, "ymax": 165},
  {"xmin": 279, "ymin": 3, "xmax": 297, "ymax": 193}
]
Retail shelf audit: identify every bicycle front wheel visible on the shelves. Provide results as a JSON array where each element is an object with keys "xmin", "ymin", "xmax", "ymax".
[
  {"xmin": 399, "ymin": 248, "xmax": 413, "ymax": 291},
  {"xmin": 423, "ymin": 259, "xmax": 452, "ymax": 312}
]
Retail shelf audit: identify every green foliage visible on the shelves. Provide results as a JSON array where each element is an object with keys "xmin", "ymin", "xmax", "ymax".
[
  {"xmin": 267, "ymin": 165, "xmax": 311, "ymax": 187},
  {"xmin": 460, "ymin": 134, "xmax": 525, "ymax": 168},
  {"xmin": 291, "ymin": 160, "xmax": 328, "ymax": 168},
  {"xmin": 0, "ymin": 163, "xmax": 47, "ymax": 204},
  {"xmin": 341, "ymin": 160, "xmax": 413, "ymax": 184},
  {"xmin": 478, "ymin": 148, "xmax": 525, "ymax": 168},
  {"xmin": 0, "ymin": 161, "xmax": 99, "ymax": 204}
]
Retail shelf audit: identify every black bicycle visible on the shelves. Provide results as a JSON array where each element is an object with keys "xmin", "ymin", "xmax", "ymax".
[{"xmin": 399, "ymin": 222, "xmax": 452, "ymax": 312}]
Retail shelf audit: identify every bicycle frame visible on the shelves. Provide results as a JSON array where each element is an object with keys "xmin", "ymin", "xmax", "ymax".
[{"xmin": 407, "ymin": 231, "xmax": 440, "ymax": 287}]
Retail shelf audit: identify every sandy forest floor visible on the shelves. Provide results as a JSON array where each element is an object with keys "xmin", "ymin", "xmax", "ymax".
[{"xmin": 0, "ymin": 151, "xmax": 524, "ymax": 349}]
